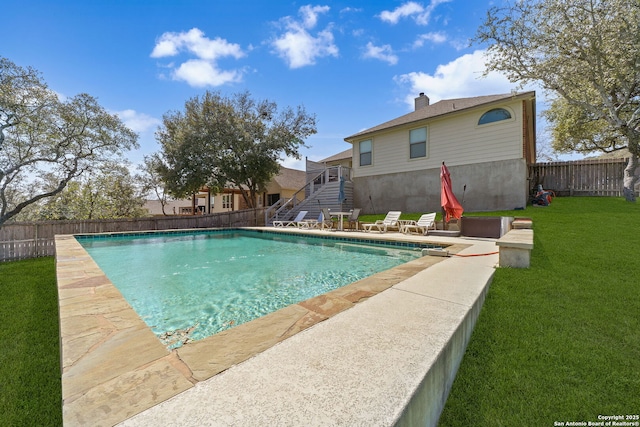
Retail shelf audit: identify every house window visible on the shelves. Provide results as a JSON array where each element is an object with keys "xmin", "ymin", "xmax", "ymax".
[
  {"xmin": 359, "ymin": 139, "xmax": 372, "ymax": 166},
  {"xmin": 222, "ymin": 194, "xmax": 232, "ymax": 209},
  {"xmin": 479, "ymin": 108, "xmax": 512, "ymax": 125},
  {"xmin": 267, "ymin": 193, "xmax": 280, "ymax": 206},
  {"xmin": 409, "ymin": 127, "xmax": 427, "ymax": 159}
]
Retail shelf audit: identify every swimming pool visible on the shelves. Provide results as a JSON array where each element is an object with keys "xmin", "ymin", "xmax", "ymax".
[{"xmin": 78, "ymin": 229, "xmax": 430, "ymax": 348}]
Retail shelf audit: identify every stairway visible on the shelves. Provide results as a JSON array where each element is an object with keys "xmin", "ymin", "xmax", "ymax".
[{"xmin": 265, "ymin": 166, "xmax": 353, "ymax": 225}]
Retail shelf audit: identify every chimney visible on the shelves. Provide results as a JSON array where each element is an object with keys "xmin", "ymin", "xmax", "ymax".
[{"xmin": 415, "ymin": 92, "xmax": 430, "ymax": 111}]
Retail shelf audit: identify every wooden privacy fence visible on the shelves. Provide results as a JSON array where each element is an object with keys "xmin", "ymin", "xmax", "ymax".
[
  {"xmin": 0, "ymin": 208, "xmax": 265, "ymax": 262},
  {"xmin": 529, "ymin": 158, "xmax": 628, "ymax": 196}
]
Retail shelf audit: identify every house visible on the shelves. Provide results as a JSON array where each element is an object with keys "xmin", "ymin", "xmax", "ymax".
[
  {"xmin": 318, "ymin": 148, "xmax": 353, "ymax": 169},
  {"xmin": 144, "ymin": 166, "xmax": 306, "ymax": 216},
  {"xmin": 263, "ymin": 166, "xmax": 307, "ymax": 207},
  {"xmin": 264, "ymin": 155, "xmax": 354, "ymax": 225},
  {"xmin": 343, "ymin": 91, "xmax": 536, "ymax": 213}
]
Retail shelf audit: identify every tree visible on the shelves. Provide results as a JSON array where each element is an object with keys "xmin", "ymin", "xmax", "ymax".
[
  {"xmin": 154, "ymin": 91, "xmax": 316, "ymax": 208},
  {"xmin": 30, "ymin": 163, "xmax": 148, "ymax": 220},
  {"xmin": 476, "ymin": 0, "xmax": 640, "ymax": 201},
  {"xmin": 545, "ymin": 97, "xmax": 628, "ymax": 154},
  {"xmin": 0, "ymin": 57, "xmax": 139, "ymax": 227},
  {"xmin": 138, "ymin": 154, "xmax": 174, "ymax": 215}
]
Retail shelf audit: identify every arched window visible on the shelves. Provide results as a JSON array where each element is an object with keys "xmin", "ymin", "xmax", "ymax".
[{"xmin": 478, "ymin": 108, "xmax": 512, "ymax": 125}]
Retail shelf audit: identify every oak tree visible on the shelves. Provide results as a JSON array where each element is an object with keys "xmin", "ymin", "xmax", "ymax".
[
  {"xmin": 153, "ymin": 91, "xmax": 316, "ymax": 208},
  {"xmin": 0, "ymin": 57, "xmax": 139, "ymax": 226},
  {"xmin": 476, "ymin": 0, "xmax": 640, "ymax": 200},
  {"xmin": 31, "ymin": 163, "xmax": 147, "ymax": 220},
  {"xmin": 138, "ymin": 155, "xmax": 174, "ymax": 216}
]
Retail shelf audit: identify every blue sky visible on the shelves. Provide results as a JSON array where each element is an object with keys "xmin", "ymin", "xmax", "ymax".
[{"xmin": 3, "ymin": 0, "xmax": 556, "ymax": 170}]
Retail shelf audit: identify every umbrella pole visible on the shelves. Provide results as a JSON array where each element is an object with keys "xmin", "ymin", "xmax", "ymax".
[{"xmin": 441, "ymin": 207, "xmax": 447, "ymax": 230}]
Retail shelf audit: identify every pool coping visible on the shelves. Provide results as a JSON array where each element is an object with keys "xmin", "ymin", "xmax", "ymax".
[{"xmin": 55, "ymin": 227, "xmax": 489, "ymax": 426}]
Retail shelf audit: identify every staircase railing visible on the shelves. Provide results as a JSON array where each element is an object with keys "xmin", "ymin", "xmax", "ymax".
[
  {"xmin": 265, "ymin": 170, "xmax": 323, "ymax": 224},
  {"xmin": 265, "ymin": 165, "xmax": 351, "ymax": 225}
]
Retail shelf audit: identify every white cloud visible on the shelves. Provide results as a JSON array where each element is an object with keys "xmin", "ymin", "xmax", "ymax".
[
  {"xmin": 395, "ymin": 49, "xmax": 528, "ymax": 108},
  {"xmin": 151, "ymin": 28, "xmax": 244, "ymax": 60},
  {"xmin": 379, "ymin": 1, "xmax": 424, "ymax": 24},
  {"xmin": 363, "ymin": 42, "xmax": 398, "ymax": 65},
  {"xmin": 340, "ymin": 7, "xmax": 363, "ymax": 15},
  {"xmin": 280, "ymin": 155, "xmax": 305, "ymax": 171},
  {"xmin": 271, "ymin": 5, "xmax": 338, "ymax": 69},
  {"xmin": 299, "ymin": 5, "xmax": 330, "ymax": 29},
  {"xmin": 115, "ymin": 110, "xmax": 161, "ymax": 133},
  {"xmin": 174, "ymin": 59, "xmax": 243, "ymax": 87},
  {"xmin": 379, "ymin": 0, "xmax": 451, "ymax": 26},
  {"xmin": 150, "ymin": 39, "xmax": 180, "ymax": 57},
  {"xmin": 150, "ymin": 28, "xmax": 245, "ymax": 87},
  {"xmin": 449, "ymin": 38, "xmax": 469, "ymax": 51},
  {"xmin": 413, "ymin": 32, "xmax": 447, "ymax": 48}
]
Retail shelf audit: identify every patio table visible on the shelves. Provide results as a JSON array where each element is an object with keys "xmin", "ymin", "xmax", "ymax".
[{"xmin": 329, "ymin": 211, "xmax": 352, "ymax": 231}]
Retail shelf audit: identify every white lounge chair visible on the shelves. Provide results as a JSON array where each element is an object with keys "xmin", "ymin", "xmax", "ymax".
[
  {"xmin": 299, "ymin": 211, "xmax": 331, "ymax": 229},
  {"xmin": 361, "ymin": 211, "xmax": 402, "ymax": 233},
  {"xmin": 273, "ymin": 210, "xmax": 308, "ymax": 227},
  {"xmin": 402, "ymin": 212, "xmax": 436, "ymax": 235}
]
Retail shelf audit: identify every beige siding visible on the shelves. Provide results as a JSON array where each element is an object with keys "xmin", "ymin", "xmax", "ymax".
[
  {"xmin": 210, "ymin": 193, "xmax": 244, "ymax": 213},
  {"xmin": 353, "ymin": 99, "xmax": 524, "ymax": 178}
]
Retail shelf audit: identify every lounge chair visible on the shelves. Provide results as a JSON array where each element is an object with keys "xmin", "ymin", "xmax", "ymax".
[
  {"xmin": 346, "ymin": 208, "xmax": 361, "ymax": 231},
  {"xmin": 273, "ymin": 210, "xmax": 308, "ymax": 227},
  {"xmin": 361, "ymin": 211, "xmax": 402, "ymax": 233},
  {"xmin": 402, "ymin": 212, "xmax": 436, "ymax": 235},
  {"xmin": 299, "ymin": 211, "xmax": 330, "ymax": 229}
]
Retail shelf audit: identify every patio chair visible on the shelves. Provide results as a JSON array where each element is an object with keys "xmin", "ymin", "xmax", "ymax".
[
  {"xmin": 273, "ymin": 210, "xmax": 308, "ymax": 227},
  {"xmin": 319, "ymin": 208, "xmax": 335, "ymax": 230},
  {"xmin": 402, "ymin": 212, "xmax": 436, "ymax": 235},
  {"xmin": 361, "ymin": 211, "xmax": 402, "ymax": 233},
  {"xmin": 346, "ymin": 208, "xmax": 361, "ymax": 231}
]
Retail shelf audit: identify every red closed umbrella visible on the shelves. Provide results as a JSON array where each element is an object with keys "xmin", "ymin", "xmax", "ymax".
[{"xmin": 440, "ymin": 162, "xmax": 464, "ymax": 223}]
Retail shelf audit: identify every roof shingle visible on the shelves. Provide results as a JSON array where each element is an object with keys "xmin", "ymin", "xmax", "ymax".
[
  {"xmin": 273, "ymin": 166, "xmax": 306, "ymax": 190},
  {"xmin": 344, "ymin": 91, "xmax": 535, "ymax": 141},
  {"xmin": 319, "ymin": 148, "xmax": 352, "ymax": 163}
]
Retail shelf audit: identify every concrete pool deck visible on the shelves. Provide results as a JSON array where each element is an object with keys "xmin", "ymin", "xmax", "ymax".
[{"xmin": 55, "ymin": 227, "xmax": 499, "ymax": 426}]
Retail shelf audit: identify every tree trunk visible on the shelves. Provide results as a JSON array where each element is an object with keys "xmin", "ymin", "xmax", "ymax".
[
  {"xmin": 238, "ymin": 187, "xmax": 256, "ymax": 209},
  {"xmin": 623, "ymin": 154, "xmax": 638, "ymax": 202}
]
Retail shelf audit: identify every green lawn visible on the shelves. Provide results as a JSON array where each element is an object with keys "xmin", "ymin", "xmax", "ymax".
[
  {"xmin": 440, "ymin": 197, "xmax": 640, "ymax": 425},
  {"xmin": 0, "ymin": 257, "xmax": 62, "ymax": 427},
  {"xmin": 1, "ymin": 197, "xmax": 638, "ymax": 426}
]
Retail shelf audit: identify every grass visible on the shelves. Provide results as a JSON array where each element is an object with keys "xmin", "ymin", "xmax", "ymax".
[
  {"xmin": 0, "ymin": 257, "xmax": 62, "ymax": 427},
  {"xmin": 1, "ymin": 197, "xmax": 638, "ymax": 425},
  {"xmin": 439, "ymin": 197, "xmax": 640, "ymax": 425}
]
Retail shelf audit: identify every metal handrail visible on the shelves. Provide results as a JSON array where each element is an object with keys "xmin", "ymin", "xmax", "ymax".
[{"xmin": 264, "ymin": 165, "xmax": 351, "ymax": 224}]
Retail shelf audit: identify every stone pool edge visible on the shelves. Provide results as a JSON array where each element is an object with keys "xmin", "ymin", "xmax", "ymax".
[{"xmin": 55, "ymin": 229, "xmax": 470, "ymax": 426}]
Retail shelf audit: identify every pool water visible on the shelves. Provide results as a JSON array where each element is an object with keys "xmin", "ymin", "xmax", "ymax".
[{"xmin": 79, "ymin": 230, "xmax": 422, "ymax": 348}]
